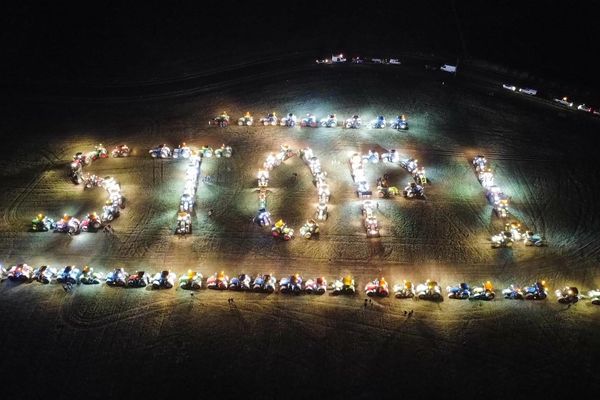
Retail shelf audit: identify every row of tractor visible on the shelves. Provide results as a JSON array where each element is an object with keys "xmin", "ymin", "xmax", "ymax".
[
  {"xmin": 147, "ymin": 142, "xmax": 233, "ymax": 234},
  {"xmin": 57, "ymin": 144, "xmax": 127, "ymax": 233},
  {"xmin": 349, "ymin": 152, "xmax": 380, "ymax": 237},
  {"xmin": 262, "ymin": 144, "xmax": 295, "ymax": 171},
  {"xmin": 0, "ymin": 264, "xmax": 175, "ymax": 289},
  {"xmin": 472, "ymin": 155, "xmax": 509, "ymax": 218},
  {"xmin": 349, "ymin": 150, "xmax": 429, "ymax": 238},
  {"xmin": 350, "ymin": 152, "xmax": 372, "ymax": 198},
  {"xmin": 254, "ymin": 145, "xmax": 296, "ymax": 236},
  {"xmin": 502, "ymin": 84, "xmax": 600, "ymax": 118},
  {"xmin": 353, "ymin": 150, "xmax": 427, "ymax": 199},
  {"xmin": 235, "ymin": 112, "xmax": 297, "ymax": 127},
  {"xmin": 379, "ymin": 154, "xmax": 427, "ymax": 199},
  {"xmin": 472, "ymin": 155, "xmax": 545, "ymax": 248},
  {"xmin": 69, "ymin": 144, "xmax": 129, "ymax": 184},
  {"xmin": 291, "ymin": 147, "xmax": 331, "ymax": 239},
  {"xmin": 256, "ymin": 146, "xmax": 328, "ymax": 241},
  {"xmin": 3, "ymin": 265, "xmax": 597, "ymax": 306},
  {"xmin": 209, "ymin": 111, "xmax": 409, "ymax": 131},
  {"xmin": 1, "ymin": 264, "xmax": 103, "ymax": 284},
  {"xmin": 149, "ymin": 143, "xmax": 232, "ymax": 159},
  {"xmin": 300, "ymin": 147, "xmax": 329, "ymax": 223},
  {"xmin": 495, "ymin": 221, "xmax": 544, "ymax": 248},
  {"xmin": 32, "ymin": 175, "xmax": 124, "ymax": 234},
  {"xmin": 446, "ymin": 280, "xmax": 588, "ymax": 305},
  {"xmin": 175, "ymin": 155, "xmax": 201, "ymax": 235},
  {"xmin": 315, "ymin": 53, "xmax": 402, "ymax": 66}
]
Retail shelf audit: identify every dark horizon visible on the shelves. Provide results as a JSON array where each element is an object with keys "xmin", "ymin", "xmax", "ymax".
[{"xmin": 2, "ymin": 1, "xmax": 598, "ymax": 98}]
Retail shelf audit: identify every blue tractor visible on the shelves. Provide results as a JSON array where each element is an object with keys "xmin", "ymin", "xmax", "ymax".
[
  {"xmin": 370, "ymin": 115, "xmax": 386, "ymax": 129},
  {"xmin": 524, "ymin": 281, "xmax": 548, "ymax": 300},
  {"xmin": 447, "ymin": 282, "xmax": 471, "ymax": 299},
  {"xmin": 106, "ymin": 268, "xmax": 128, "ymax": 287},
  {"xmin": 390, "ymin": 115, "xmax": 408, "ymax": 130}
]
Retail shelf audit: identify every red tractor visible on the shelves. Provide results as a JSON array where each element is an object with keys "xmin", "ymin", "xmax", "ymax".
[{"xmin": 111, "ymin": 144, "xmax": 130, "ymax": 157}]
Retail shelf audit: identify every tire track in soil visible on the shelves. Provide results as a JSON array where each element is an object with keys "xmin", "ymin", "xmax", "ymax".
[
  {"xmin": 561, "ymin": 166, "xmax": 600, "ymax": 259},
  {"xmin": 31, "ymin": 65, "xmax": 314, "ymax": 104},
  {"xmin": 237, "ymin": 299, "xmax": 434, "ymax": 344},
  {"xmin": 115, "ymin": 137, "xmax": 163, "ymax": 258},
  {"xmin": 440, "ymin": 209, "xmax": 486, "ymax": 262},
  {"xmin": 2, "ymin": 145, "xmax": 94, "ymax": 230},
  {"xmin": 197, "ymin": 157, "xmax": 242, "ymax": 226},
  {"xmin": 506, "ymin": 162, "xmax": 587, "ymax": 263},
  {"xmin": 59, "ymin": 293, "xmax": 175, "ymax": 330},
  {"xmin": 178, "ymin": 232, "xmax": 492, "ymax": 259},
  {"xmin": 510, "ymin": 163, "xmax": 545, "ymax": 233},
  {"xmin": 38, "ymin": 144, "xmax": 65, "ymax": 168},
  {"xmin": 2, "ymin": 166, "xmax": 51, "ymax": 227},
  {"xmin": 21, "ymin": 54, "xmax": 313, "ymax": 103},
  {"xmin": 245, "ymin": 294, "xmax": 496, "ymax": 334},
  {"xmin": 116, "ymin": 204, "xmax": 156, "ymax": 258},
  {"xmin": 215, "ymin": 298, "xmax": 517, "ymax": 365}
]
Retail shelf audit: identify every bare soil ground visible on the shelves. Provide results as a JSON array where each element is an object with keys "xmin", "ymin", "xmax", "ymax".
[{"xmin": 1, "ymin": 63, "xmax": 599, "ymax": 398}]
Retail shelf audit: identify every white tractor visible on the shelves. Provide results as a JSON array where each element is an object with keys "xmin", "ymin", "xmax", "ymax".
[{"xmin": 316, "ymin": 202, "xmax": 328, "ymax": 221}]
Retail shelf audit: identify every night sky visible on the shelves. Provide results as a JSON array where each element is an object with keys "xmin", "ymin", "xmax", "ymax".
[{"xmin": 2, "ymin": 1, "xmax": 598, "ymax": 95}]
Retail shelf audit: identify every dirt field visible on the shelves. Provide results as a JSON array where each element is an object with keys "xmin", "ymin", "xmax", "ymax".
[{"xmin": 1, "ymin": 62, "xmax": 600, "ymax": 398}]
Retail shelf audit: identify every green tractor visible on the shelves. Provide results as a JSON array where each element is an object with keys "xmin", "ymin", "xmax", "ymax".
[{"xmin": 31, "ymin": 214, "xmax": 55, "ymax": 232}]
